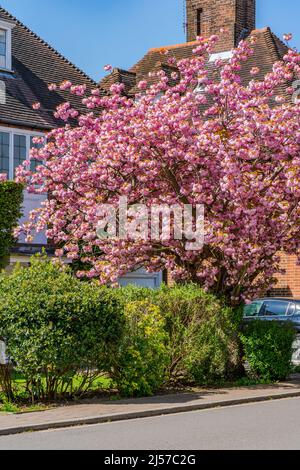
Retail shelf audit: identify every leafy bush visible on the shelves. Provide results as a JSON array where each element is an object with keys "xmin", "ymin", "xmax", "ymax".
[
  {"xmin": 117, "ymin": 283, "xmax": 243, "ymax": 385},
  {"xmin": 0, "ymin": 181, "xmax": 23, "ymax": 269},
  {"xmin": 183, "ymin": 304, "xmax": 243, "ymax": 385},
  {"xmin": 111, "ymin": 300, "xmax": 169, "ymax": 397},
  {"xmin": 240, "ymin": 320, "xmax": 296, "ymax": 381},
  {"xmin": 0, "ymin": 255, "xmax": 124, "ymax": 402},
  {"xmin": 114, "ymin": 284, "xmax": 153, "ymax": 305},
  {"xmin": 155, "ymin": 284, "xmax": 243, "ymax": 384}
]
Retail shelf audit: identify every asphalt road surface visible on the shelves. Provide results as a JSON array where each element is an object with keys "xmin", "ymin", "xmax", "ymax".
[{"xmin": 1, "ymin": 397, "xmax": 300, "ymax": 450}]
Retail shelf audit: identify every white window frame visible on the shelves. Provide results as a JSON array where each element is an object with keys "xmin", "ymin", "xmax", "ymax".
[
  {"xmin": 209, "ymin": 50, "xmax": 234, "ymax": 63},
  {"xmin": 0, "ymin": 19, "xmax": 15, "ymax": 72},
  {"xmin": 0, "ymin": 125, "xmax": 44, "ymax": 180}
]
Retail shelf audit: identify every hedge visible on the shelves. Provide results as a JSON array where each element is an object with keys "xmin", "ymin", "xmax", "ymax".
[
  {"xmin": 0, "ymin": 255, "xmax": 124, "ymax": 401},
  {"xmin": 116, "ymin": 283, "xmax": 243, "ymax": 385},
  {"xmin": 0, "ymin": 181, "xmax": 23, "ymax": 269},
  {"xmin": 240, "ymin": 320, "xmax": 296, "ymax": 381},
  {"xmin": 111, "ymin": 300, "xmax": 169, "ymax": 397}
]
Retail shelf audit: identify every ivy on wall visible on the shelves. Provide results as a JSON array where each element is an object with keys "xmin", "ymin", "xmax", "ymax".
[{"xmin": 0, "ymin": 182, "xmax": 24, "ymax": 269}]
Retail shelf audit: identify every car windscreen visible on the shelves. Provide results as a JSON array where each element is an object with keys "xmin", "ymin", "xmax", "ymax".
[{"xmin": 243, "ymin": 300, "xmax": 264, "ymax": 317}]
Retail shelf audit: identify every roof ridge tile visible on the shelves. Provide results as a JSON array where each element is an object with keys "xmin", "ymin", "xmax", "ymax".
[{"xmin": 149, "ymin": 40, "xmax": 199, "ymax": 52}]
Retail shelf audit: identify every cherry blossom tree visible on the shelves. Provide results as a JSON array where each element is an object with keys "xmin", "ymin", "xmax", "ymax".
[{"xmin": 16, "ymin": 35, "xmax": 300, "ymax": 304}]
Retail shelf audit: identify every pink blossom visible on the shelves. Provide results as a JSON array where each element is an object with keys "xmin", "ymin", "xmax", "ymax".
[
  {"xmin": 17, "ymin": 35, "xmax": 300, "ymax": 305},
  {"xmin": 59, "ymin": 80, "xmax": 72, "ymax": 91},
  {"xmin": 55, "ymin": 249, "xmax": 64, "ymax": 257},
  {"xmin": 32, "ymin": 102, "xmax": 41, "ymax": 110},
  {"xmin": 48, "ymin": 83, "xmax": 57, "ymax": 91},
  {"xmin": 250, "ymin": 67, "xmax": 260, "ymax": 76},
  {"xmin": 31, "ymin": 136, "xmax": 44, "ymax": 145},
  {"xmin": 167, "ymin": 57, "xmax": 177, "ymax": 66},
  {"xmin": 137, "ymin": 80, "xmax": 148, "ymax": 90},
  {"xmin": 70, "ymin": 84, "xmax": 87, "ymax": 96}
]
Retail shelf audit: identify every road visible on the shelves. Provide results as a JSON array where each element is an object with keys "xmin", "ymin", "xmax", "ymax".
[{"xmin": 0, "ymin": 397, "xmax": 300, "ymax": 450}]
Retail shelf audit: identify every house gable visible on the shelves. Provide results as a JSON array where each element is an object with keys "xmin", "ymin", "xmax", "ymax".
[{"xmin": 0, "ymin": 7, "xmax": 96, "ymax": 131}]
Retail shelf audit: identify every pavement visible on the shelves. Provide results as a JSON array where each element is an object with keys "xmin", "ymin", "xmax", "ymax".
[
  {"xmin": 1, "ymin": 397, "xmax": 300, "ymax": 450},
  {"xmin": 1, "ymin": 375, "xmax": 300, "ymax": 436}
]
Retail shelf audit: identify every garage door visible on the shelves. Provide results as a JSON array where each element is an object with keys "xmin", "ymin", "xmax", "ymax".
[{"xmin": 119, "ymin": 269, "xmax": 162, "ymax": 289}]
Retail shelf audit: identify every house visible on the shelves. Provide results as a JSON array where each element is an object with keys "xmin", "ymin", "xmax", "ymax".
[
  {"xmin": 100, "ymin": 0, "xmax": 300, "ymax": 297},
  {"xmin": 0, "ymin": 6, "xmax": 162, "ymax": 288},
  {"xmin": 0, "ymin": 6, "xmax": 94, "ymax": 259},
  {"xmin": 1, "ymin": 2, "xmax": 298, "ymax": 294}
]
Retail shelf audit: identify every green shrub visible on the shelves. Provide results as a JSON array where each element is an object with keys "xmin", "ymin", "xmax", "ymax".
[
  {"xmin": 157, "ymin": 284, "xmax": 243, "ymax": 384},
  {"xmin": 183, "ymin": 303, "xmax": 243, "ymax": 385},
  {"xmin": 117, "ymin": 283, "xmax": 243, "ymax": 385},
  {"xmin": 240, "ymin": 320, "xmax": 296, "ymax": 381},
  {"xmin": 0, "ymin": 255, "xmax": 124, "ymax": 402},
  {"xmin": 114, "ymin": 284, "xmax": 153, "ymax": 305},
  {"xmin": 0, "ymin": 181, "xmax": 23, "ymax": 269},
  {"xmin": 111, "ymin": 300, "xmax": 169, "ymax": 397}
]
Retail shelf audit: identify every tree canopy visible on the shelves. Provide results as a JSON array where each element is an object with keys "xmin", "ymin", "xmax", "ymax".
[{"xmin": 16, "ymin": 35, "xmax": 300, "ymax": 304}]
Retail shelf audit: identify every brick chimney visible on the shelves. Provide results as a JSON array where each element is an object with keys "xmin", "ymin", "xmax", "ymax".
[{"xmin": 186, "ymin": 0, "xmax": 256, "ymax": 52}]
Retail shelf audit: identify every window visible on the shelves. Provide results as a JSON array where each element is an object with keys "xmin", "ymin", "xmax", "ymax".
[
  {"xmin": 196, "ymin": 8, "xmax": 203, "ymax": 37},
  {"xmin": 0, "ymin": 19, "xmax": 15, "ymax": 71},
  {"xmin": 243, "ymin": 300, "xmax": 264, "ymax": 317},
  {"xmin": 14, "ymin": 134, "xmax": 27, "ymax": 173},
  {"xmin": 30, "ymin": 136, "xmax": 43, "ymax": 172},
  {"xmin": 295, "ymin": 304, "xmax": 300, "ymax": 315},
  {"xmin": 261, "ymin": 300, "xmax": 288, "ymax": 317},
  {"xmin": 0, "ymin": 80, "xmax": 5, "ymax": 105},
  {"xmin": 0, "ymin": 127, "xmax": 44, "ymax": 179},
  {"xmin": 209, "ymin": 51, "xmax": 234, "ymax": 63},
  {"xmin": 0, "ymin": 29, "xmax": 6, "ymax": 68},
  {"xmin": 0, "ymin": 131, "xmax": 9, "ymax": 176},
  {"xmin": 287, "ymin": 302, "xmax": 296, "ymax": 316}
]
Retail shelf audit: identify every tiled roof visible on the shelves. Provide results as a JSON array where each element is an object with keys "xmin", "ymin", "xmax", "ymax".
[
  {"xmin": 0, "ymin": 7, "xmax": 97, "ymax": 130},
  {"xmin": 99, "ymin": 28, "xmax": 289, "ymax": 96},
  {"xmin": 100, "ymin": 68, "xmax": 136, "ymax": 96}
]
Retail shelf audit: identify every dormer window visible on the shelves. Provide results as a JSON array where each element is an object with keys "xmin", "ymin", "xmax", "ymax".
[
  {"xmin": 209, "ymin": 50, "xmax": 234, "ymax": 63},
  {"xmin": 0, "ymin": 29, "xmax": 7, "ymax": 68},
  {"xmin": 0, "ymin": 19, "xmax": 15, "ymax": 71}
]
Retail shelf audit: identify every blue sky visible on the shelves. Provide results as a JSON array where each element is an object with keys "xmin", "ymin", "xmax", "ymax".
[{"xmin": 0, "ymin": 0, "xmax": 299, "ymax": 82}]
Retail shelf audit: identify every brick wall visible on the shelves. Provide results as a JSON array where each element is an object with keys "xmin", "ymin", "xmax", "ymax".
[
  {"xmin": 186, "ymin": 0, "xmax": 256, "ymax": 51},
  {"xmin": 165, "ymin": 253, "xmax": 300, "ymax": 299},
  {"xmin": 270, "ymin": 254, "xmax": 300, "ymax": 298},
  {"xmin": 163, "ymin": 269, "xmax": 174, "ymax": 286}
]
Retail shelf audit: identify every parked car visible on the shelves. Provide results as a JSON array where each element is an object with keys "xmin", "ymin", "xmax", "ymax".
[{"xmin": 243, "ymin": 298, "xmax": 300, "ymax": 332}]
